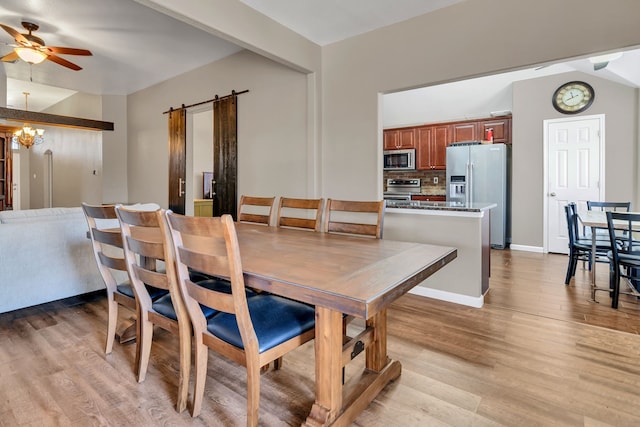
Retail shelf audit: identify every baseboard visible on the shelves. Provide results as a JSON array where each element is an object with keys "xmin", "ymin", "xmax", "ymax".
[
  {"xmin": 408, "ymin": 286, "xmax": 484, "ymax": 308},
  {"xmin": 509, "ymin": 244, "xmax": 544, "ymax": 253}
]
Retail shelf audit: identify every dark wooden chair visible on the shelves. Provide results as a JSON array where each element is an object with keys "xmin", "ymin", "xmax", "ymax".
[
  {"xmin": 323, "ymin": 199, "xmax": 385, "ymax": 238},
  {"xmin": 276, "ymin": 197, "xmax": 323, "ymax": 231},
  {"xmin": 238, "ymin": 195, "xmax": 275, "ymax": 225},
  {"xmin": 82, "ymin": 203, "xmax": 168, "ymax": 354},
  {"xmin": 564, "ymin": 203, "xmax": 614, "ymax": 285},
  {"xmin": 587, "ymin": 201, "xmax": 631, "ymax": 240},
  {"xmin": 606, "ymin": 211, "xmax": 640, "ymax": 308},
  {"xmin": 164, "ymin": 212, "xmax": 315, "ymax": 424}
]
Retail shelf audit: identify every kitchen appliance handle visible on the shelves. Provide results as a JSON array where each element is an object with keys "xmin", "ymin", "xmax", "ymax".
[{"xmin": 467, "ymin": 162, "xmax": 472, "ymax": 205}]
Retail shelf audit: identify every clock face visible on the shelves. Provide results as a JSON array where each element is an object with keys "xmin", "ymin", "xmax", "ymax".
[{"xmin": 552, "ymin": 81, "xmax": 595, "ymax": 114}]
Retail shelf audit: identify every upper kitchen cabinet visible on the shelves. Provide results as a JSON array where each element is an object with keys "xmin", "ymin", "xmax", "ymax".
[
  {"xmin": 477, "ymin": 118, "xmax": 511, "ymax": 144},
  {"xmin": 452, "ymin": 122, "xmax": 478, "ymax": 142},
  {"xmin": 417, "ymin": 124, "xmax": 450, "ymax": 170},
  {"xmin": 384, "ymin": 127, "xmax": 416, "ymax": 150}
]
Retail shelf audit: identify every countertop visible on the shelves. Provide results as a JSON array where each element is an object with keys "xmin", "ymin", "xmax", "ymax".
[{"xmin": 385, "ymin": 200, "xmax": 496, "ymax": 212}]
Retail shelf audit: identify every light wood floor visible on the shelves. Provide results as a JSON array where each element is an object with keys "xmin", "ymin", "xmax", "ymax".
[{"xmin": 1, "ymin": 250, "xmax": 640, "ymax": 426}]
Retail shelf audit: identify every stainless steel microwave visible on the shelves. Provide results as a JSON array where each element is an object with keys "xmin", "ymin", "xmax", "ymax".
[{"xmin": 383, "ymin": 149, "xmax": 415, "ymax": 170}]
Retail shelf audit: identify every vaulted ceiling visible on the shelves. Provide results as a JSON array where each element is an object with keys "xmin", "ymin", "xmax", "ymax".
[{"xmin": 1, "ymin": 0, "xmax": 638, "ymax": 112}]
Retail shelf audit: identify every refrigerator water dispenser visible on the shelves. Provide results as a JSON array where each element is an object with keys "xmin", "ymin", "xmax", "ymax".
[{"xmin": 449, "ymin": 175, "xmax": 466, "ymax": 201}]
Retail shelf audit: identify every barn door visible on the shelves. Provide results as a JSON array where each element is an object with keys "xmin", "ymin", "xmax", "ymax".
[
  {"xmin": 212, "ymin": 95, "xmax": 238, "ymax": 219},
  {"xmin": 168, "ymin": 109, "xmax": 186, "ymax": 214}
]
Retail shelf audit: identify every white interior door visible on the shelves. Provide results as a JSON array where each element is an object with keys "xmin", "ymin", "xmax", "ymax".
[{"xmin": 545, "ymin": 115, "xmax": 604, "ymax": 254}]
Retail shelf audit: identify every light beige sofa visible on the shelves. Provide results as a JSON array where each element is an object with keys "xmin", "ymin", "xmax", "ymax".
[{"xmin": 0, "ymin": 207, "xmax": 104, "ymax": 313}]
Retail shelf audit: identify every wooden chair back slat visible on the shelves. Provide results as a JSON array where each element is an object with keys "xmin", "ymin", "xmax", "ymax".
[
  {"xmin": 238, "ymin": 195, "xmax": 275, "ymax": 225},
  {"xmin": 185, "ymin": 279, "xmax": 236, "ymax": 314},
  {"xmin": 324, "ymin": 199, "xmax": 385, "ymax": 238},
  {"xmin": 98, "ymin": 252, "xmax": 127, "ymax": 271},
  {"xmin": 132, "ymin": 265, "xmax": 169, "ymax": 290},
  {"xmin": 92, "ymin": 228, "xmax": 123, "ymax": 247},
  {"xmin": 277, "ymin": 197, "xmax": 323, "ymax": 231},
  {"xmin": 177, "ymin": 246, "xmax": 231, "ymax": 280},
  {"xmin": 126, "ymin": 237, "xmax": 165, "ymax": 261}
]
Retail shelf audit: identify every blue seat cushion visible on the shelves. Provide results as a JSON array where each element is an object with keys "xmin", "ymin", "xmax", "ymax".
[
  {"xmin": 153, "ymin": 278, "xmax": 255, "ymax": 320},
  {"xmin": 116, "ymin": 282, "xmax": 168, "ymax": 300},
  {"xmin": 189, "ymin": 269, "xmax": 214, "ymax": 283},
  {"xmin": 205, "ymin": 294, "xmax": 315, "ymax": 353}
]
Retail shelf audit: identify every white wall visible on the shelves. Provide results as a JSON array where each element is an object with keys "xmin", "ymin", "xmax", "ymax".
[
  {"xmin": 383, "ymin": 66, "xmax": 574, "ymax": 128},
  {"xmin": 512, "ymin": 71, "xmax": 638, "ymax": 247},
  {"xmin": 25, "ymin": 92, "xmax": 105, "ymax": 208},
  {"xmin": 127, "ymin": 50, "xmax": 309, "ymax": 208},
  {"xmin": 101, "ymin": 95, "xmax": 128, "ymax": 204},
  {"xmin": 29, "ymin": 128, "xmax": 102, "ymax": 208}
]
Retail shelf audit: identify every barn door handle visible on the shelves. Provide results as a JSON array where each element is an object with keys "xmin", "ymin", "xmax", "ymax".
[
  {"xmin": 211, "ymin": 180, "xmax": 216, "ymax": 197},
  {"xmin": 178, "ymin": 178, "xmax": 185, "ymax": 197}
]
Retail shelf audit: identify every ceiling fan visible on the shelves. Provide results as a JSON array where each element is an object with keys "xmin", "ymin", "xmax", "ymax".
[{"xmin": 0, "ymin": 21, "xmax": 92, "ymax": 70}]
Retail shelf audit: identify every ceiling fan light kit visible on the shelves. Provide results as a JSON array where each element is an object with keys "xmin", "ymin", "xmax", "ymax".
[
  {"xmin": 15, "ymin": 47, "xmax": 47, "ymax": 64},
  {"xmin": 0, "ymin": 21, "xmax": 92, "ymax": 70}
]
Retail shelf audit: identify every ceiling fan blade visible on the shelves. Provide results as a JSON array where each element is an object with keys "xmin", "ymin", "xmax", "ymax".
[
  {"xmin": 45, "ymin": 46, "xmax": 92, "ymax": 56},
  {"xmin": 46, "ymin": 53, "xmax": 82, "ymax": 70},
  {"xmin": 1, "ymin": 50, "xmax": 19, "ymax": 62},
  {"xmin": 0, "ymin": 24, "xmax": 30, "ymax": 46}
]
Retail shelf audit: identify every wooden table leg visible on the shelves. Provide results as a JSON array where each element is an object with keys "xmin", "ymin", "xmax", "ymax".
[
  {"xmin": 366, "ymin": 309, "xmax": 388, "ymax": 370},
  {"xmin": 304, "ymin": 307, "xmax": 402, "ymax": 427},
  {"xmin": 305, "ymin": 307, "xmax": 343, "ymax": 426}
]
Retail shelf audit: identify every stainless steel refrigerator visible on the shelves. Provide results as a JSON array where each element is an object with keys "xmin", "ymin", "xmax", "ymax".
[{"xmin": 446, "ymin": 142, "xmax": 511, "ymax": 249}]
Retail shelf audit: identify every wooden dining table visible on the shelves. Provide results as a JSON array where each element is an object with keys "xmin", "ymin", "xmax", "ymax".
[
  {"xmin": 115, "ymin": 220, "xmax": 456, "ymax": 425},
  {"xmin": 232, "ymin": 222, "xmax": 457, "ymax": 426}
]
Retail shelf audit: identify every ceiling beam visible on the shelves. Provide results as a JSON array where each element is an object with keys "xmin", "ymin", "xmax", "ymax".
[{"xmin": 0, "ymin": 107, "xmax": 114, "ymax": 131}]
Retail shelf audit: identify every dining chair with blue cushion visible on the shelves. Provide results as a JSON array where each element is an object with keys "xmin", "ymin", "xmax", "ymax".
[
  {"xmin": 606, "ymin": 211, "xmax": 640, "ymax": 309},
  {"xmin": 116, "ymin": 206, "xmax": 236, "ymax": 412},
  {"xmin": 83, "ymin": 203, "xmax": 168, "ymax": 354},
  {"xmin": 164, "ymin": 212, "xmax": 316, "ymax": 425},
  {"xmin": 568, "ymin": 202, "xmax": 615, "ymax": 271},
  {"xmin": 564, "ymin": 204, "xmax": 592, "ymax": 285}
]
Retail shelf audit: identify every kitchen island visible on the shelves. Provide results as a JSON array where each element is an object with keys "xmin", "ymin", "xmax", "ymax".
[{"xmin": 383, "ymin": 200, "xmax": 496, "ymax": 307}]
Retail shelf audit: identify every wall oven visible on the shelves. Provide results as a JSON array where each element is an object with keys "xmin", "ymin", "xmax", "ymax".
[{"xmin": 383, "ymin": 149, "xmax": 415, "ymax": 171}]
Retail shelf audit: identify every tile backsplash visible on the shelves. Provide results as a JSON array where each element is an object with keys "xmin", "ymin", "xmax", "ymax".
[{"xmin": 384, "ymin": 170, "xmax": 446, "ymax": 195}]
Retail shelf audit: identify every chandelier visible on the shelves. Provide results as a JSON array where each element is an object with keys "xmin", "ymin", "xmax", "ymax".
[{"xmin": 12, "ymin": 92, "xmax": 45, "ymax": 149}]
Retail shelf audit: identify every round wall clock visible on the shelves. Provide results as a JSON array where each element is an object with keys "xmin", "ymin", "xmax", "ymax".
[{"xmin": 552, "ymin": 81, "xmax": 595, "ymax": 114}]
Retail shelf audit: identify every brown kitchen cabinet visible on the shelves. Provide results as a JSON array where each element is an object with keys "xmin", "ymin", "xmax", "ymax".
[
  {"xmin": 417, "ymin": 124, "xmax": 450, "ymax": 170},
  {"xmin": 452, "ymin": 122, "xmax": 478, "ymax": 142},
  {"xmin": 385, "ymin": 116, "xmax": 511, "ymax": 171},
  {"xmin": 477, "ymin": 118, "xmax": 511, "ymax": 144},
  {"xmin": 383, "ymin": 127, "xmax": 416, "ymax": 150},
  {"xmin": 411, "ymin": 195, "xmax": 446, "ymax": 202}
]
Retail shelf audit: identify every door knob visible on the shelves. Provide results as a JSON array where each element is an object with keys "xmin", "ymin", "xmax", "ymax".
[{"xmin": 550, "ymin": 192, "xmax": 556, "ymax": 197}]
